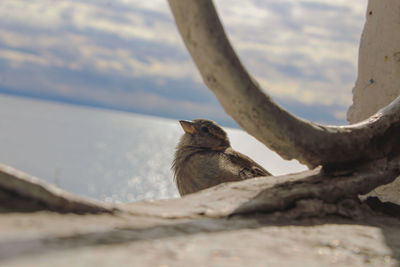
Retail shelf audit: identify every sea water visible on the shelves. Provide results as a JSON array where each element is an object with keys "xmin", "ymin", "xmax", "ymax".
[{"xmin": 0, "ymin": 94, "xmax": 306, "ymax": 203}]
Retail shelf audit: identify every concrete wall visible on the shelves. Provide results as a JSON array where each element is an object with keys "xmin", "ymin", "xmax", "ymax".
[
  {"xmin": 347, "ymin": 0, "xmax": 400, "ymax": 123},
  {"xmin": 348, "ymin": 0, "xmax": 400, "ymax": 205}
]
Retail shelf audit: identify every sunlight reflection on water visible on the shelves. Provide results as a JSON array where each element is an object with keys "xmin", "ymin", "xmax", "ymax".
[{"xmin": 0, "ymin": 94, "xmax": 306, "ymax": 203}]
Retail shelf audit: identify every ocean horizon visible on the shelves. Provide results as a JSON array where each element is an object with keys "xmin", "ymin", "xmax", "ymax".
[{"xmin": 0, "ymin": 94, "xmax": 306, "ymax": 203}]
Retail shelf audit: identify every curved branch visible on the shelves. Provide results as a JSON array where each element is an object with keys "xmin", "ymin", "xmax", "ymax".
[{"xmin": 168, "ymin": 0, "xmax": 400, "ymax": 168}]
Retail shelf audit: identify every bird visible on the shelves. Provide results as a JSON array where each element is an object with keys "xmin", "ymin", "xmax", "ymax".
[{"xmin": 172, "ymin": 119, "xmax": 271, "ymax": 196}]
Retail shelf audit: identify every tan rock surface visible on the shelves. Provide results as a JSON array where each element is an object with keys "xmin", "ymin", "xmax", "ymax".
[
  {"xmin": 0, "ymin": 163, "xmax": 116, "ymax": 214},
  {"xmin": 0, "ymin": 204, "xmax": 399, "ymax": 266},
  {"xmin": 0, "ymin": 162, "xmax": 399, "ymax": 266}
]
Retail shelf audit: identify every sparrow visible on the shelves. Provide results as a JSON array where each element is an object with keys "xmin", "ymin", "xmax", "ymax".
[{"xmin": 172, "ymin": 119, "xmax": 271, "ymax": 196}]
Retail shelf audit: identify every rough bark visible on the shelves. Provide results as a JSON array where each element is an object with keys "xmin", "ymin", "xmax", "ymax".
[{"xmin": 167, "ymin": 0, "xmax": 400, "ymax": 170}]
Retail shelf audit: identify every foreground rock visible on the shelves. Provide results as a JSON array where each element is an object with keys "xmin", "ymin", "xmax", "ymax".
[
  {"xmin": 0, "ymin": 163, "xmax": 115, "ymax": 214},
  {"xmin": 0, "ymin": 163, "xmax": 399, "ymax": 266},
  {"xmin": 1, "ymin": 209, "xmax": 399, "ymax": 266}
]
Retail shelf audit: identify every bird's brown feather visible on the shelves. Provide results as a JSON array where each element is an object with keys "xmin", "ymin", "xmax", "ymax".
[{"xmin": 173, "ymin": 119, "xmax": 272, "ymax": 196}]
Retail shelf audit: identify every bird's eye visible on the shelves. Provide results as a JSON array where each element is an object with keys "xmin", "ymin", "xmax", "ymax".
[{"xmin": 201, "ymin": 126, "xmax": 209, "ymax": 133}]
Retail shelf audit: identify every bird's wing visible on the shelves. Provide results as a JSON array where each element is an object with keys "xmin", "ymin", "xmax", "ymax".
[{"xmin": 224, "ymin": 148, "xmax": 272, "ymax": 179}]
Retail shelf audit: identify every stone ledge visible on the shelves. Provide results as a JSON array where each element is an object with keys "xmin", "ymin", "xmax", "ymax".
[
  {"xmin": 0, "ymin": 163, "xmax": 116, "ymax": 214},
  {"xmin": 0, "ymin": 163, "xmax": 399, "ymax": 266}
]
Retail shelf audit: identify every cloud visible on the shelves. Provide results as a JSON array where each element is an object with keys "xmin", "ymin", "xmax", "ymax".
[
  {"xmin": 0, "ymin": 0, "xmax": 197, "ymax": 79},
  {"xmin": 214, "ymin": 0, "xmax": 366, "ymax": 109},
  {"xmin": 0, "ymin": 49, "xmax": 49, "ymax": 68},
  {"xmin": 0, "ymin": 0, "xmax": 368, "ymax": 125}
]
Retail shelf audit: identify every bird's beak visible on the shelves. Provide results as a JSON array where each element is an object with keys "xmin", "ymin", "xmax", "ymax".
[{"xmin": 179, "ymin": 120, "xmax": 196, "ymax": 134}]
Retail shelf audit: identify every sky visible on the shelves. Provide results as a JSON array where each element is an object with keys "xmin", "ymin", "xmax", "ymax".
[{"xmin": 0, "ymin": 0, "xmax": 367, "ymax": 127}]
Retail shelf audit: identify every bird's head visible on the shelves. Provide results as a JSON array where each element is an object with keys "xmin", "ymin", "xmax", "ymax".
[{"xmin": 178, "ymin": 119, "xmax": 230, "ymax": 150}]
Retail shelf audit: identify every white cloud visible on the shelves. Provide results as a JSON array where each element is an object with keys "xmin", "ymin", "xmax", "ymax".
[
  {"xmin": 70, "ymin": 3, "xmax": 179, "ymax": 44},
  {"xmin": 213, "ymin": 0, "xmax": 366, "ymax": 108},
  {"xmin": 0, "ymin": 0, "xmax": 179, "ymax": 44},
  {"xmin": 122, "ymin": 0, "xmax": 170, "ymax": 14},
  {"xmin": 0, "ymin": 0, "xmax": 195, "ymax": 80},
  {"xmin": 92, "ymin": 50, "xmax": 197, "ymax": 80},
  {"xmin": 0, "ymin": 49, "xmax": 48, "ymax": 68},
  {"xmin": 215, "ymin": 1, "xmax": 270, "ymax": 27},
  {"xmin": 0, "ymin": 0, "xmax": 368, "ymax": 123}
]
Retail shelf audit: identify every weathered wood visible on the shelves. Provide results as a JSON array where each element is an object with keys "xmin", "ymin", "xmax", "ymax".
[{"xmin": 167, "ymin": 0, "xmax": 400, "ymax": 170}]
